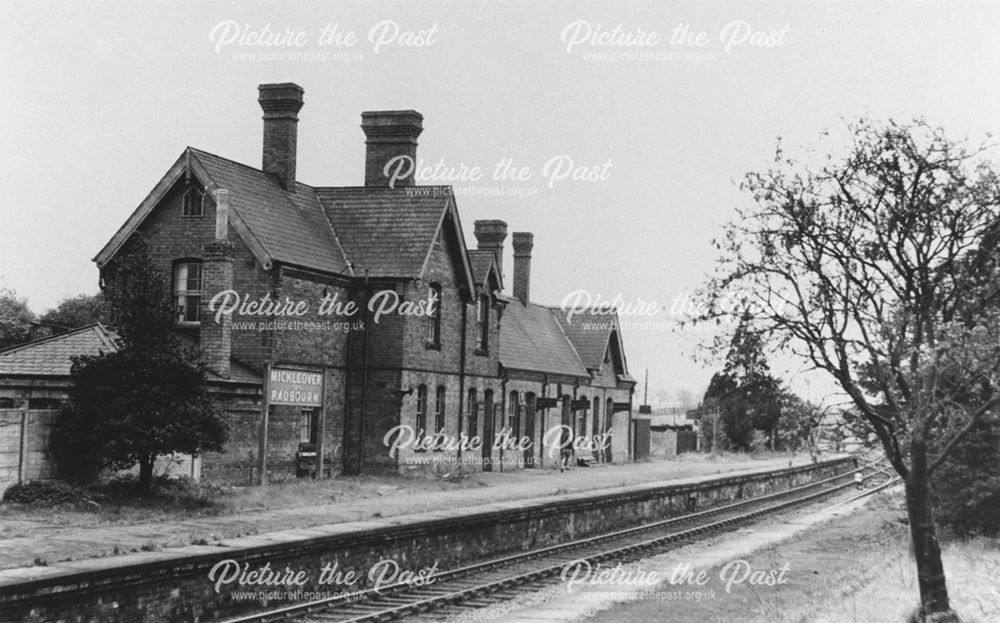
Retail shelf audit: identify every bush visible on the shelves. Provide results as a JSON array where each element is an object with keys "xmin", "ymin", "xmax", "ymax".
[
  {"xmin": 932, "ymin": 418, "xmax": 1000, "ymax": 538},
  {"xmin": 2, "ymin": 481, "xmax": 95, "ymax": 507}
]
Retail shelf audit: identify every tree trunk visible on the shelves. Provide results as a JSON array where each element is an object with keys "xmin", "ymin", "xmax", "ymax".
[
  {"xmin": 905, "ymin": 439, "xmax": 958, "ymax": 622},
  {"xmin": 137, "ymin": 457, "xmax": 155, "ymax": 495}
]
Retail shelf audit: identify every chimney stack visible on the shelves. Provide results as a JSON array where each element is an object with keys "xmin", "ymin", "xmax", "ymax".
[
  {"xmin": 200, "ymin": 237, "xmax": 235, "ymax": 379},
  {"xmin": 214, "ymin": 189, "xmax": 230, "ymax": 241},
  {"xmin": 512, "ymin": 232, "xmax": 533, "ymax": 305},
  {"xmin": 474, "ymin": 220, "xmax": 508, "ymax": 277},
  {"xmin": 361, "ymin": 110, "xmax": 423, "ymax": 187},
  {"xmin": 258, "ymin": 83, "xmax": 304, "ymax": 189}
]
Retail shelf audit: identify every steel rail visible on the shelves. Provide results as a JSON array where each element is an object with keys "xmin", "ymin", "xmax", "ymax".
[{"xmin": 222, "ymin": 460, "xmax": 883, "ymax": 623}]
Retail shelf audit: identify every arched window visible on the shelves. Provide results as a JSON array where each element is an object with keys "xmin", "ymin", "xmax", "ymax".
[
  {"xmin": 416, "ymin": 385, "xmax": 428, "ymax": 438},
  {"xmin": 508, "ymin": 391, "xmax": 520, "ymax": 436},
  {"xmin": 174, "ymin": 260, "xmax": 203, "ymax": 323},
  {"xmin": 435, "ymin": 385, "xmax": 446, "ymax": 433},
  {"xmin": 476, "ymin": 294, "xmax": 489, "ymax": 352},
  {"xmin": 426, "ymin": 283, "xmax": 442, "ymax": 346},
  {"xmin": 593, "ymin": 397, "xmax": 601, "ymax": 438},
  {"xmin": 467, "ymin": 388, "xmax": 478, "ymax": 437},
  {"xmin": 483, "ymin": 389, "xmax": 495, "ymax": 449},
  {"xmin": 577, "ymin": 395, "xmax": 588, "ymax": 438}
]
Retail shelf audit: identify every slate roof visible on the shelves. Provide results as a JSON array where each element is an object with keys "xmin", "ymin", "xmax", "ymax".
[
  {"xmin": 0, "ymin": 323, "xmax": 261, "ymax": 386},
  {"xmin": 498, "ymin": 297, "xmax": 589, "ymax": 378},
  {"xmin": 316, "ymin": 187, "xmax": 452, "ymax": 278},
  {"xmin": 205, "ymin": 360, "xmax": 262, "ymax": 385},
  {"xmin": 190, "ymin": 149, "xmax": 350, "ymax": 275},
  {"xmin": 97, "ymin": 149, "xmax": 475, "ymax": 292},
  {"xmin": 0, "ymin": 324, "xmax": 118, "ymax": 376},
  {"xmin": 173, "ymin": 332, "xmax": 263, "ymax": 385},
  {"xmin": 467, "ymin": 249, "xmax": 501, "ymax": 290},
  {"xmin": 551, "ymin": 308, "xmax": 615, "ymax": 370}
]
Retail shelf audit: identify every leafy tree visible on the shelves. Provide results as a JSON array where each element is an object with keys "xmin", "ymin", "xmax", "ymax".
[
  {"xmin": 777, "ymin": 392, "xmax": 832, "ymax": 458},
  {"xmin": 39, "ymin": 293, "xmax": 105, "ymax": 330},
  {"xmin": 695, "ymin": 118, "xmax": 1000, "ymax": 621},
  {"xmin": 702, "ymin": 314, "xmax": 783, "ymax": 451},
  {"xmin": 931, "ymin": 415, "xmax": 1000, "ymax": 537},
  {"xmin": 52, "ymin": 238, "xmax": 227, "ymax": 493},
  {"xmin": 0, "ymin": 287, "xmax": 35, "ymax": 349}
]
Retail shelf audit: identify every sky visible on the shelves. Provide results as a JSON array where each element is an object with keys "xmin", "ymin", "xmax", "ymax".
[{"xmin": 2, "ymin": 1, "xmax": 999, "ymax": 405}]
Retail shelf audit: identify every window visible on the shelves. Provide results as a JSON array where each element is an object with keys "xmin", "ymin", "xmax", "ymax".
[
  {"xmin": 299, "ymin": 409, "xmax": 317, "ymax": 444},
  {"xmin": 416, "ymin": 385, "xmax": 428, "ymax": 439},
  {"xmin": 182, "ymin": 185, "xmax": 204, "ymax": 217},
  {"xmin": 466, "ymin": 388, "xmax": 478, "ymax": 437},
  {"xmin": 174, "ymin": 261, "xmax": 203, "ymax": 323},
  {"xmin": 434, "ymin": 385, "xmax": 446, "ymax": 434},
  {"xmin": 426, "ymin": 284, "xmax": 442, "ymax": 347},
  {"xmin": 508, "ymin": 391, "xmax": 520, "ymax": 436},
  {"xmin": 476, "ymin": 295, "xmax": 489, "ymax": 352}
]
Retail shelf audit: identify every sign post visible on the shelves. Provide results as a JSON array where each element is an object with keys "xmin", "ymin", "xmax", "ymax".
[
  {"xmin": 317, "ymin": 368, "xmax": 327, "ymax": 479},
  {"xmin": 258, "ymin": 363, "xmax": 271, "ymax": 486},
  {"xmin": 261, "ymin": 365, "xmax": 325, "ymax": 484}
]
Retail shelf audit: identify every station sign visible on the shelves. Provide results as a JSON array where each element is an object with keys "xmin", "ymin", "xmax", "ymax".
[{"xmin": 268, "ymin": 367, "xmax": 323, "ymax": 407}]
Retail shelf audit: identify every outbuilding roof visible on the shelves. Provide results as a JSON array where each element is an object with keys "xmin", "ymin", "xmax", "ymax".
[{"xmin": 0, "ymin": 324, "xmax": 118, "ymax": 376}]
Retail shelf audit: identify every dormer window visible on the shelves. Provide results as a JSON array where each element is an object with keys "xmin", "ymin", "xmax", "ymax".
[
  {"xmin": 182, "ymin": 185, "xmax": 204, "ymax": 217},
  {"xmin": 174, "ymin": 261, "xmax": 203, "ymax": 323}
]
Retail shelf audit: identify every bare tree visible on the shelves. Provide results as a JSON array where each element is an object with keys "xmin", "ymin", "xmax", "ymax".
[{"xmin": 695, "ymin": 118, "xmax": 1000, "ymax": 621}]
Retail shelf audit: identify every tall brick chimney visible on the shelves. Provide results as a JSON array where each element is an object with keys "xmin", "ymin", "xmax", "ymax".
[
  {"xmin": 258, "ymin": 83, "xmax": 304, "ymax": 189},
  {"xmin": 361, "ymin": 110, "xmax": 423, "ymax": 187},
  {"xmin": 512, "ymin": 232, "xmax": 533, "ymax": 305},
  {"xmin": 474, "ymin": 220, "xmax": 508, "ymax": 277},
  {"xmin": 200, "ymin": 189, "xmax": 234, "ymax": 379}
]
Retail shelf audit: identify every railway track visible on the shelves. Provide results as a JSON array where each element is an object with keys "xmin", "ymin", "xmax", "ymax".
[{"xmin": 222, "ymin": 461, "xmax": 896, "ymax": 623}]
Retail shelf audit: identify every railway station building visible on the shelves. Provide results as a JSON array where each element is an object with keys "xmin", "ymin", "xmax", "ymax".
[{"xmin": 6, "ymin": 83, "xmax": 636, "ymax": 482}]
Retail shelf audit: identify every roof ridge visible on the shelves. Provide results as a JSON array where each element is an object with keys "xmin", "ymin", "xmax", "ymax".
[
  {"xmin": 293, "ymin": 183, "xmax": 354, "ymax": 277},
  {"xmin": 547, "ymin": 308, "xmax": 589, "ymax": 372},
  {"xmin": 187, "ymin": 147, "xmax": 320, "ymax": 190}
]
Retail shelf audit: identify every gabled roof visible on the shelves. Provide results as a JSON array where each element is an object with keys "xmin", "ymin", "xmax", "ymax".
[
  {"xmin": 0, "ymin": 324, "xmax": 118, "ymax": 376},
  {"xmin": 190, "ymin": 149, "xmax": 350, "ymax": 275},
  {"xmin": 467, "ymin": 249, "xmax": 503, "ymax": 292},
  {"xmin": 95, "ymin": 148, "xmax": 477, "ymax": 297},
  {"xmin": 94, "ymin": 149, "xmax": 350, "ymax": 275},
  {"xmin": 498, "ymin": 297, "xmax": 589, "ymax": 378},
  {"xmin": 553, "ymin": 307, "xmax": 635, "ymax": 383},
  {"xmin": 550, "ymin": 307, "xmax": 629, "ymax": 372},
  {"xmin": 316, "ymin": 187, "xmax": 476, "ymax": 293}
]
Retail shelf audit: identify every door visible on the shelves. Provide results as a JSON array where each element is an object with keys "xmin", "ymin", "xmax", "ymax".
[{"xmin": 482, "ymin": 390, "xmax": 494, "ymax": 471}]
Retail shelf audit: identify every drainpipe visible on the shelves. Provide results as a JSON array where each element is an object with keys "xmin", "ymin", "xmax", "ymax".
[
  {"xmin": 342, "ymin": 297, "xmax": 353, "ymax": 475},
  {"xmin": 359, "ymin": 269, "xmax": 370, "ymax": 474},
  {"xmin": 541, "ymin": 374, "xmax": 548, "ymax": 469},
  {"xmin": 457, "ymin": 297, "xmax": 468, "ymax": 462},
  {"xmin": 500, "ymin": 376, "xmax": 508, "ymax": 472}
]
